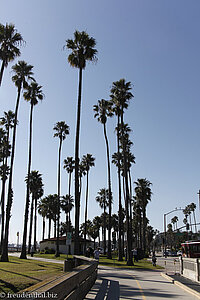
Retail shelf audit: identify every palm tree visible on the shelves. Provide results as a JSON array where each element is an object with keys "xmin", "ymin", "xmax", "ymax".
[
  {"xmin": 1, "ymin": 61, "xmax": 34, "ymax": 262},
  {"xmin": 0, "ymin": 111, "xmax": 14, "ymax": 251},
  {"xmin": 189, "ymin": 203, "xmax": 197, "ymax": 233},
  {"xmin": 53, "ymin": 121, "xmax": 70, "ymax": 257},
  {"xmin": 82, "ymin": 154, "xmax": 95, "ymax": 253},
  {"xmin": 38, "ymin": 198, "xmax": 48, "ymax": 241},
  {"xmin": 93, "ymin": 216, "xmax": 102, "ymax": 246},
  {"xmin": 26, "ymin": 170, "xmax": 43, "ymax": 253},
  {"xmin": 66, "ymin": 30, "xmax": 97, "ymax": 255},
  {"xmin": 0, "ymin": 23, "xmax": 24, "ymax": 86},
  {"xmin": 93, "ymin": 99, "xmax": 113, "ymax": 259},
  {"xmin": 60, "ymin": 194, "xmax": 74, "ymax": 233},
  {"xmin": 38, "ymin": 194, "xmax": 58, "ymax": 240},
  {"xmin": 110, "ymin": 79, "xmax": 133, "ymax": 265},
  {"xmin": 63, "ymin": 156, "xmax": 75, "ymax": 253},
  {"xmin": 63, "ymin": 157, "xmax": 75, "ymax": 198},
  {"xmin": 88, "ymin": 225, "xmax": 99, "ymax": 250},
  {"xmin": 135, "ymin": 178, "xmax": 152, "ymax": 257},
  {"xmin": 20, "ymin": 82, "xmax": 43, "ymax": 259},
  {"xmin": 96, "ymin": 188, "xmax": 109, "ymax": 255}
]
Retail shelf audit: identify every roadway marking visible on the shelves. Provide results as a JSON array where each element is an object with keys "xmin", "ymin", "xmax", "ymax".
[
  {"xmin": 128, "ymin": 273, "xmax": 146, "ymax": 300},
  {"xmin": 135, "ymin": 279, "xmax": 146, "ymax": 300}
]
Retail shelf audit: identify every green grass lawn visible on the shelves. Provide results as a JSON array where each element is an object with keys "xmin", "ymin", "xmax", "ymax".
[
  {"xmin": 0, "ymin": 256, "xmax": 64, "ymax": 294},
  {"xmin": 31, "ymin": 253, "xmax": 163, "ymax": 270},
  {"xmin": 99, "ymin": 255, "xmax": 164, "ymax": 270}
]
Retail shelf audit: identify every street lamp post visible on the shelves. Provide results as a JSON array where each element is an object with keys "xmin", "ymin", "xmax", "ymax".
[{"xmin": 163, "ymin": 207, "xmax": 183, "ymax": 257}]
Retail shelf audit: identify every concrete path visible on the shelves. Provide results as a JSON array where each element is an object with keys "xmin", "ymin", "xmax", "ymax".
[
  {"xmin": 85, "ymin": 265, "xmax": 198, "ymax": 299},
  {"xmin": 8, "ymin": 252, "xmax": 64, "ymax": 264}
]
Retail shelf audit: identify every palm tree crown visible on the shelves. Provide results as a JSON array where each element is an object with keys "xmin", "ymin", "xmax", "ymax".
[
  {"xmin": 82, "ymin": 153, "xmax": 95, "ymax": 171},
  {"xmin": 66, "ymin": 30, "xmax": 97, "ymax": 69},
  {"xmin": 23, "ymin": 82, "xmax": 44, "ymax": 106},
  {"xmin": 53, "ymin": 121, "xmax": 69, "ymax": 141},
  {"xmin": 93, "ymin": 99, "xmax": 113, "ymax": 124},
  {"xmin": 12, "ymin": 61, "xmax": 34, "ymax": 89},
  {"xmin": 110, "ymin": 79, "xmax": 133, "ymax": 112},
  {"xmin": 0, "ymin": 23, "xmax": 23, "ymax": 66}
]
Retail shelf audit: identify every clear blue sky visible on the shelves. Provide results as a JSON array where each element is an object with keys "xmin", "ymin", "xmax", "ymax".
[{"xmin": 1, "ymin": 0, "xmax": 200, "ymax": 244}]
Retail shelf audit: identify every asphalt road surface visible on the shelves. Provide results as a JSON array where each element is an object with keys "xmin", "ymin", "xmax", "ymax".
[{"xmin": 85, "ymin": 265, "xmax": 197, "ymax": 299}]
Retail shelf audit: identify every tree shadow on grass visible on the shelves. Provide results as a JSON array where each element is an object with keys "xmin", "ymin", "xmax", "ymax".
[
  {"xmin": 0, "ymin": 268, "xmax": 41, "ymax": 282},
  {"xmin": 0, "ymin": 279, "xmax": 19, "ymax": 293}
]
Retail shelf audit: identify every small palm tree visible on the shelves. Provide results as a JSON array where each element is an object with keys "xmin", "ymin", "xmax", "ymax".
[
  {"xmin": 38, "ymin": 194, "xmax": 58, "ymax": 239},
  {"xmin": 20, "ymin": 82, "xmax": 44, "ymax": 259},
  {"xmin": 94, "ymin": 99, "xmax": 113, "ymax": 259},
  {"xmin": 63, "ymin": 156, "xmax": 75, "ymax": 250},
  {"xmin": 82, "ymin": 154, "xmax": 95, "ymax": 253},
  {"xmin": 96, "ymin": 188, "xmax": 109, "ymax": 255},
  {"xmin": 53, "ymin": 121, "xmax": 70, "ymax": 257},
  {"xmin": 66, "ymin": 30, "xmax": 97, "ymax": 255},
  {"xmin": 26, "ymin": 170, "xmax": 43, "ymax": 253},
  {"xmin": 60, "ymin": 194, "xmax": 74, "ymax": 233},
  {"xmin": 0, "ymin": 23, "xmax": 24, "ymax": 86},
  {"xmin": 189, "ymin": 203, "xmax": 197, "ymax": 233},
  {"xmin": 63, "ymin": 157, "xmax": 75, "ymax": 197},
  {"xmin": 135, "ymin": 178, "xmax": 152, "ymax": 257},
  {"xmin": 93, "ymin": 216, "xmax": 102, "ymax": 246},
  {"xmin": 1, "ymin": 61, "xmax": 34, "ymax": 262}
]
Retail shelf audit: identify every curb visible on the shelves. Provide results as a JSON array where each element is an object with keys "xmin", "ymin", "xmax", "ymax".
[{"xmin": 160, "ymin": 272, "xmax": 200, "ymax": 299}]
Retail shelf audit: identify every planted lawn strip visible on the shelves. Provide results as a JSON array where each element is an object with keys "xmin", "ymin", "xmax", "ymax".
[
  {"xmin": 0, "ymin": 256, "xmax": 64, "ymax": 294},
  {"xmin": 99, "ymin": 256, "xmax": 164, "ymax": 270}
]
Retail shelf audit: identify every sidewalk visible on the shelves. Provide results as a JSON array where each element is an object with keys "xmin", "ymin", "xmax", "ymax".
[
  {"xmin": 162, "ymin": 272, "xmax": 200, "ymax": 298},
  {"xmin": 8, "ymin": 252, "xmax": 64, "ymax": 264}
]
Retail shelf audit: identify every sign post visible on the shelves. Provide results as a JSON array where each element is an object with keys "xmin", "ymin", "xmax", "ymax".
[{"xmin": 66, "ymin": 232, "xmax": 72, "ymax": 259}]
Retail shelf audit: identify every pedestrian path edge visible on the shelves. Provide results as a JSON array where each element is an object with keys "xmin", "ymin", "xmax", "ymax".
[{"xmin": 161, "ymin": 272, "xmax": 200, "ymax": 299}]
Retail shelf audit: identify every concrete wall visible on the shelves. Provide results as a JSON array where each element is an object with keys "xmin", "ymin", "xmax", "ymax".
[
  {"xmin": 180, "ymin": 257, "xmax": 200, "ymax": 282},
  {"xmin": 40, "ymin": 240, "xmax": 93, "ymax": 254}
]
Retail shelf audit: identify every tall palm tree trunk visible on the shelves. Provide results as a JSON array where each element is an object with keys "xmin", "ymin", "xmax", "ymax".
[
  {"xmin": 0, "ymin": 172, "xmax": 6, "ymax": 253},
  {"xmin": 54, "ymin": 218, "xmax": 56, "ymax": 238},
  {"xmin": 128, "ymin": 170, "xmax": 133, "ymax": 249},
  {"xmin": 74, "ymin": 67, "xmax": 82, "ymax": 255},
  {"xmin": 1, "ymin": 85, "xmax": 21, "ymax": 262},
  {"xmin": 0, "ymin": 60, "xmax": 5, "ymax": 87},
  {"xmin": 103, "ymin": 123, "xmax": 112, "ymax": 259},
  {"xmin": 20, "ymin": 103, "xmax": 34, "ymax": 259},
  {"xmin": 55, "ymin": 139, "xmax": 62, "ymax": 257},
  {"xmin": 120, "ymin": 110, "xmax": 133, "ymax": 266},
  {"xmin": 48, "ymin": 218, "xmax": 51, "ymax": 239},
  {"xmin": 42, "ymin": 217, "xmax": 45, "ymax": 240},
  {"xmin": 33, "ymin": 198, "xmax": 37, "ymax": 251},
  {"xmin": 68, "ymin": 172, "xmax": 72, "ymax": 254},
  {"xmin": 117, "ymin": 115, "xmax": 123, "ymax": 261},
  {"xmin": 142, "ymin": 206, "xmax": 147, "ymax": 256},
  {"xmin": 84, "ymin": 171, "xmax": 89, "ymax": 254},
  {"xmin": 28, "ymin": 194, "xmax": 34, "ymax": 253},
  {"xmin": 103, "ymin": 208, "xmax": 106, "ymax": 255},
  {"xmin": 0, "ymin": 127, "xmax": 10, "ymax": 252}
]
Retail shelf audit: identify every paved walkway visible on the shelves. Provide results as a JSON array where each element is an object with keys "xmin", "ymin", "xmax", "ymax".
[
  {"xmin": 85, "ymin": 265, "xmax": 199, "ymax": 299},
  {"xmin": 8, "ymin": 252, "xmax": 64, "ymax": 264}
]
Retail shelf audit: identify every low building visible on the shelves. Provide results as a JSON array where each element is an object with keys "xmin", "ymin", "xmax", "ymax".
[{"xmin": 40, "ymin": 236, "xmax": 93, "ymax": 254}]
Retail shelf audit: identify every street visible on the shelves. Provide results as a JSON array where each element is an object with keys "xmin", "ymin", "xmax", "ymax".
[
  {"xmin": 149, "ymin": 256, "xmax": 181, "ymax": 274},
  {"xmin": 85, "ymin": 265, "xmax": 197, "ymax": 299}
]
